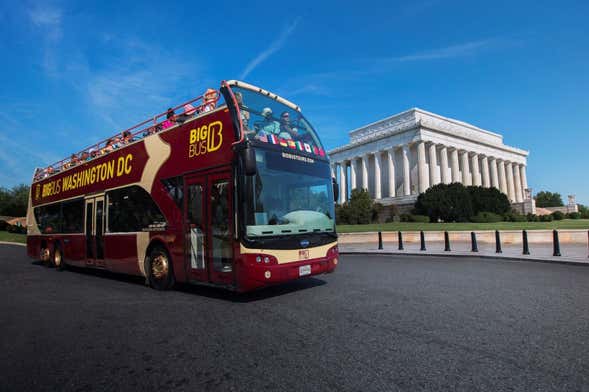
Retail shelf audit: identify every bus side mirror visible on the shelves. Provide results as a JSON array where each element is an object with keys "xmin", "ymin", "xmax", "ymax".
[
  {"xmin": 243, "ymin": 144, "xmax": 257, "ymax": 176},
  {"xmin": 332, "ymin": 177, "xmax": 339, "ymax": 202}
]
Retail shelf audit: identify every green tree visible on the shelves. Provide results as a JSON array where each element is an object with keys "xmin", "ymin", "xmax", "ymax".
[
  {"xmin": 535, "ymin": 191, "xmax": 563, "ymax": 207},
  {"xmin": 413, "ymin": 183, "xmax": 473, "ymax": 222},
  {"xmin": 0, "ymin": 184, "xmax": 30, "ymax": 216},
  {"xmin": 467, "ymin": 186, "xmax": 511, "ymax": 215},
  {"xmin": 336, "ymin": 189, "xmax": 376, "ymax": 224}
]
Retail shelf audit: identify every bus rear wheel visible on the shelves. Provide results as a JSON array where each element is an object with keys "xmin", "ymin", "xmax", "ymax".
[
  {"xmin": 147, "ymin": 246, "xmax": 175, "ymax": 290},
  {"xmin": 40, "ymin": 247, "xmax": 51, "ymax": 266}
]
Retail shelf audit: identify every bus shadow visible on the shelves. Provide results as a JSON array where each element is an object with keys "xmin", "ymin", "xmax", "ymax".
[
  {"xmin": 175, "ymin": 277, "xmax": 327, "ymax": 302},
  {"xmin": 44, "ymin": 263, "xmax": 148, "ymax": 286},
  {"xmin": 33, "ymin": 260, "xmax": 327, "ymax": 301}
]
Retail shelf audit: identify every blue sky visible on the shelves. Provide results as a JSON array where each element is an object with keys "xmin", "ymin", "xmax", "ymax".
[{"xmin": 0, "ymin": 0, "xmax": 588, "ymax": 203}]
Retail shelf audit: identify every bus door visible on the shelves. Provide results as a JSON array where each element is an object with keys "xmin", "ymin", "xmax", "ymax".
[
  {"xmin": 84, "ymin": 195, "xmax": 106, "ymax": 267},
  {"xmin": 185, "ymin": 171, "xmax": 234, "ymax": 286}
]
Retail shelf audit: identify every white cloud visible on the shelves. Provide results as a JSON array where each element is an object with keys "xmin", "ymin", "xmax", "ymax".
[
  {"xmin": 240, "ymin": 18, "xmax": 300, "ymax": 80},
  {"xmin": 28, "ymin": 5, "xmax": 62, "ymax": 41},
  {"xmin": 390, "ymin": 39, "xmax": 494, "ymax": 62}
]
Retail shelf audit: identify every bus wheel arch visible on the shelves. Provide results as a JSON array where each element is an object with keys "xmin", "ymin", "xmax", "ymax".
[{"xmin": 145, "ymin": 240, "xmax": 175, "ymax": 290}]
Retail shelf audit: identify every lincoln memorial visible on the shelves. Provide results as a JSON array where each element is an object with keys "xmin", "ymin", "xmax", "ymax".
[{"xmin": 328, "ymin": 108, "xmax": 533, "ymax": 211}]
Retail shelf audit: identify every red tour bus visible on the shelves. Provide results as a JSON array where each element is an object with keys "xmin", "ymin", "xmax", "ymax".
[{"xmin": 26, "ymin": 80, "xmax": 339, "ymax": 292}]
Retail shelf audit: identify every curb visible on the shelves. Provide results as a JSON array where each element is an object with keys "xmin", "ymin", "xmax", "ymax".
[
  {"xmin": 340, "ymin": 251, "xmax": 589, "ymax": 267},
  {"xmin": 0, "ymin": 241, "xmax": 26, "ymax": 247}
]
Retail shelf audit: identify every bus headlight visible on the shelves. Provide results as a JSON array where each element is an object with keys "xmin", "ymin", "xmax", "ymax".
[{"xmin": 256, "ymin": 256, "xmax": 262, "ymax": 263}]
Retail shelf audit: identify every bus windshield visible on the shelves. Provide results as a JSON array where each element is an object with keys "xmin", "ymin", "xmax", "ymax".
[
  {"xmin": 231, "ymin": 86, "xmax": 324, "ymax": 151},
  {"xmin": 243, "ymin": 148, "xmax": 335, "ymax": 238}
]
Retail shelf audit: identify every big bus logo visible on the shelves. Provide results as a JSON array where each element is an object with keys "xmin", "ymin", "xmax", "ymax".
[{"xmin": 189, "ymin": 121, "xmax": 223, "ymax": 158}]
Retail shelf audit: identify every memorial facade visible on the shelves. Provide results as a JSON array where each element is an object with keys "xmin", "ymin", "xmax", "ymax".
[{"xmin": 328, "ymin": 108, "xmax": 532, "ymax": 211}]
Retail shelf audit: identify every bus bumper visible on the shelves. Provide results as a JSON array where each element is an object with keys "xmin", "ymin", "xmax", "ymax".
[{"xmin": 239, "ymin": 256, "xmax": 338, "ymax": 291}]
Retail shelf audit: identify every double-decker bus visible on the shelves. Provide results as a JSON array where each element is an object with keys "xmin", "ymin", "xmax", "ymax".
[{"xmin": 26, "ymin": 81, "xmax": 338, "ymax": 292}]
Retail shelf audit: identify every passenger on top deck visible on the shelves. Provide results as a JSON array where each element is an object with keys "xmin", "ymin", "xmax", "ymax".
[
  {"xmin": 201, "ymin": 89, "xmax": 217, "ymax": 112},
  {"xmin": 162, "ymin": 108, "xmax": 176, "ymax": 130},
  {"xmin": 102, "ymin": 138, "xmax": 115, "ymax": 155},
  {"xmin": 80, "ymin": 151, "xmax": 90, "ymax": 162},
  {"xmin": 279, "ymin": 111, "xmax": 300, "ymax": 139},
  {"xmin": 121, "ymin": 130, "xmax": 134, "ymax": 145},
  {"xmin": 254, "ymin": 107, "xmax": 281, "ymax": 137}
]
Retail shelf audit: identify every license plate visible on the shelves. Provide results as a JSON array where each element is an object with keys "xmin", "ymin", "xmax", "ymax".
[{"xmin": 299, "ymin": 265, "xmax": 311, "ymax": 276}]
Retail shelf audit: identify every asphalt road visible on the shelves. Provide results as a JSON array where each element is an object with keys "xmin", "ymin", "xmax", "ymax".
[{"xmin": 2, "ymin": 244, "xmax": 589, "ymax": 392}]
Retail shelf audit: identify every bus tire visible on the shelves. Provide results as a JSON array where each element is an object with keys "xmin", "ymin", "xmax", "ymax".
[
  {"xmin": 146, "ymin": 246, "xmax": 175, "ymax": 290},
  {"xmin": 52, "ymin": 244, "xmax": 65, "ymax": 271}
]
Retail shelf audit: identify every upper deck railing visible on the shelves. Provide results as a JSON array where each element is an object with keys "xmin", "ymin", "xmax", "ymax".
[{"xmin": 33, "ymin": 88, "xmax": 221, "ymax": 183}]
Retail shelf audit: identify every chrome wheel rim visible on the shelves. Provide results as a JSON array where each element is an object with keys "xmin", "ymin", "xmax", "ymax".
[
  {"xmin": 151, "ymin": 254, "xmax": 168, "ymax": 280},
  {"xmin": 40, "ymin": 248, "xmax": 50, "ymax": 262}
]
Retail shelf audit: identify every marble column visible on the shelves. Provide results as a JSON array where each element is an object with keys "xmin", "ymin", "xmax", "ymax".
[
  {"xmin": 471, "ymin": 153, "xmax": 481, "ymax": 186},
  {"xmin": 520, "ymin": 164, "xmax": 528, "ymax": 197},
  {"xmin": 349, "ymin": 158, "xmax": 357, "ymax": 191},
  {"xmin": 498, "ymin": 160, "xmax": 507, "ymax": 195},
  {"xmin": 402, "ymin": 145, "xmax": 411, "ymax": 196},
  {"xmin": 387, "ymin": 149, "xmax": 396, "ymax": 198},
  {"xmin": 506, "ymin": 162, "xmax": 515, "ymax": 202},
  {"xmin": 489, "ymin": 158, "xmax": 499, "ymax": 189},
  {"xmin": 481, "ymin": 156, "xmax": 490, "ymax": 188},
  {"xmin": 440, "ymin": 146, "xmax": 449, "ymax": 184},
  {"xmin": 428, "ymin": 143, "xmax": 438, "ymax": 186},
  {"xmin": 513, "ymin": 163, "xmax": 523, "ymax": 202},
  {"xmin": 417, "ymin": 141, "xmax": 428, "ymax": 193},
  {"xmin": 338, "ymin": 162, "xmax": 347, "ymax": 204},
  {"xmin": 374, "ymin": 152, "xmax": 382, "ymax": 200},
  {"xmin": 361, "ymin": 155, "xmax": 369, "ymax": 192},
  {"xmin": 460, "ymin": 151, "xmax": 471, "ymax": 186},
  {"xmin": 450, "ymin": 148, "xmax": 460, "ymax": 183}
]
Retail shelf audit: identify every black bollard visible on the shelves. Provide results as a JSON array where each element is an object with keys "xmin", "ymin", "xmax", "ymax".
[
  {"xmin": 378, "ymin": 231, "xmax": 383, "ymax": 250},
  {"xmin": 522, "ymin": 230, "xmax": 530, "ymax": 255},
  {"xmin": 444, "ymin": 231, "xmax": 451, "ymax": 251},
  {"xmin": 495, "ymin": 230, "xmax": 502, "ymax": 253},
  {"xmin": 471, "ymin": 232, "xmax": 478, "ymax": 252},
  {"xmin": 420, "ymin": 231, "xmax": 426, "ymax": 251},
  {"xmin": 553, "ymin": 230, "xmax": 561, "ymax": 257},
  {"xmin": 398, "ymin": 231, "xmax": 404, "ymax": 250}
]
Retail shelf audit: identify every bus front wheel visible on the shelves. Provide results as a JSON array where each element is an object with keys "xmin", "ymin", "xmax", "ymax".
[
  {"xmin": 52, "ymin": 244, "xmax": 65, "ymax": 271},
  {"xmin": 147, "ymin": 246, "xmax": 175, "ymax": 290}
]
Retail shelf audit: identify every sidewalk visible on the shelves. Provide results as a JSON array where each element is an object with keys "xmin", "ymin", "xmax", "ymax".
[{"xmin": 339, "ymin": 240, "xmax": 589, "ymax": 266}]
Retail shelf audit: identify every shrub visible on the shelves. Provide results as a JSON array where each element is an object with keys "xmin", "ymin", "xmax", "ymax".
[
  {"xmin": 371, "ymin": 202, "xmax": 384, "ymax": 223},
  {"xmin": 503, "ymin": 212, "xmax": 526, "ymax": 222},
  {"xmin": 539, "ymin": 214, "xmax": 554, "ymax": 222},
  {"xmin": 470, "ymin": 211, "xmax": 503, "ymax": 223},
  {"xmin": 408, "ymin": 214, "xmax": 430, "ymax": 223},
  {"xmin": 6, "ymin": 224, "xmax": 26, "ymax": 234},
  {"xmin": 0, "ymin": 220, "xmax": 7, "ymax": 231},
  {"xmin": 551, "ymin": 211, "xmax": 565, "ymax": 220},
  {"xmin": 566, "ymin": 212, "xmax": 581, "ymax": 219},
  {"xmin": 526, "ymin": 213, "xmax": 538, "ymax": 222}
]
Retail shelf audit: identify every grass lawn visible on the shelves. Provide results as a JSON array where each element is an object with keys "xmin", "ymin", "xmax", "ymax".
[
  {"xmin": 0, "ymin": 231, "xmax": 26, "ymax": 244},
  {"xmin": 337, "ymin": 219, "xmax": 589, "ymax": 233}
]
